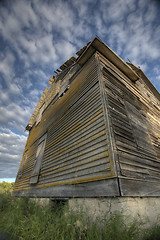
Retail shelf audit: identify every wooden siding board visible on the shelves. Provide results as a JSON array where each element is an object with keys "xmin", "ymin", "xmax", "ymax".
[
  {"xmin": 119, "ymin": 178, "xmax": 160, "ymax": 196},
  {"xmin": 13, "ymin": 178, "xmax": 120, "ymax": 197},
  {"xmin": 14, "ymin": 48, "xmax": 160, "ymax": 197},
  {"xmin": 13, "ymin": 54, "xmax": 118, "ymax": 197},
  {"xmin": 42, "ymin": 149, "xmax": 109, "ymax": 176},
  {"xmin": 41, "ymin": 153, "xmax": 109, "ymax": 177},
  {"xmin": 99, "ymin": 54, "xmax": 160, "ymax": 196},
  {"xmin": 45, "ymin": 96, "xmax": 102, "ymax": 150},
  {"xmin": 14, "ymin": 170, "xmax": 112, "ymax": 191},
  {"xmin": 39, "ymin": 163, "xmax": 111, "ymax": 184},
  {"xmin": 43, "ymin": 129, "xmax": 107, "ymax": 169},
  {"xmin": 95, "ymin": 53, "xmax": 120, "ymax": 185},
  {"xmin": 27, "ymin": 56, "xmax": 99, "ymax": 145},
  {"xmin": 43, "ymin": 135, "xmax": 108, "ymax": 171},
  {"xmin": 46, "ymin": 84, "xmax": 101, "ymax": 139},
  {"xmin": 43, "ymin": 119, "xmax": 105, "ymax": 165},
  {"xmin": 119, "ymin": 152, "xmax": 160, "ymax": 170}
]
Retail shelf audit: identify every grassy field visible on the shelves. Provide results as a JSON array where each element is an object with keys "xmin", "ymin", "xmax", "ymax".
[{"xmin": 0, "ymin": 182, "xmax": 160, "ymax": 240}]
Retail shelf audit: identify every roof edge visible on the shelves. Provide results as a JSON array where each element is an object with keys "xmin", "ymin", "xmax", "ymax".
[
  {"xmin": 77, "ymin": 36, "xmax": 139, "ymax": 82},
  {"xmin": 77, "ymin": 37, "xmax": 159, "ymax": 101},
  {"xmin": 127, "ymin": 63, "xmax": 160, "ymax": 101}
]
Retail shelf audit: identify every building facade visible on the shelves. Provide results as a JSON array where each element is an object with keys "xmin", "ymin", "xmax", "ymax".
[{"xmin": 13, "ymin": 37, "xmax": 160, "ymax": 198}]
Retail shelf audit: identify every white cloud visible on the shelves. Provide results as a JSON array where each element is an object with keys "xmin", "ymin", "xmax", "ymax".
[
  {"xmin": 55, "ymin": 40, "xmax": 76, "ymax": 63},
  {"xmin": 0, "ymin": 0, "xmax": 159, "ymax": 70},
  {"xmin": 98, "ymin": 0, "xmax": 160, "ymax": 68},
  {"xmin": 9, "ymin": 83, "xmax": 22, "ymax": 95},
  {"xmin": 0, "ymin": 50, "xmax": 15, "ymax": 81},
  {"xmin": 16, "ymin": 34, "xmax": 58, "ymax": 68},
  {"xmin": 0, "ymin": 91, "xmax": 10, "ymax": 103},
  {"xmin": 0, "ymin": 2, "xmax": 58, "ymax": 69},
  {"xmin": 0, "ymin": 103, "xmax": 33, "ymax": 131},
  {"xmin": 0, "ymin": 0, "xmax": 160, "ymax": 180},
  {"xmin": 12, "ymin": 1, "xmax": 38, "ymax": 28},
  {"xmin": 34, "ymin": 0, "xmax": 75, "ymax": 31},
  {"xmin": 0, "ymin": 82, "xmax": 22, "ymax": 107},
  {"xmin": 150, "ymin": 66, "xmax": 160, "ymax": 90},
  {"xmin": 0, "ymin": 129, "xmax": 27, "ymax": 178}
]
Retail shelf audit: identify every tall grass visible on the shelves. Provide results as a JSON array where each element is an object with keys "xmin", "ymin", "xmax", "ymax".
[{"xmin": 0, "ymin": 182, "xmax": 160, "ymax": 240}]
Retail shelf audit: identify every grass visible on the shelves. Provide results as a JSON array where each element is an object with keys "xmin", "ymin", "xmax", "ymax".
[{"xmin": 0, "ymin": 182, "xmax": 160, "ymax": 240}]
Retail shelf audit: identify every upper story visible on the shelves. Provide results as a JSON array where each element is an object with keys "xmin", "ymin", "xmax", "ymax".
[{"xmin": 26, "ymin": 36, "xmax": 159, "ymax": 134}]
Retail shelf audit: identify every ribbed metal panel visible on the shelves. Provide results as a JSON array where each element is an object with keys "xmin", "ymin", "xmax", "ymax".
[{"xmin": 14, "ymin": 56, "xmax": 115, "ymax": 192}]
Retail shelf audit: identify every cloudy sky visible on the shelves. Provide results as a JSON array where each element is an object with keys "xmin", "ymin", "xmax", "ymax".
[{"xmin": 0, "ymin": 0, "xmax": 160, "ymax": 182}]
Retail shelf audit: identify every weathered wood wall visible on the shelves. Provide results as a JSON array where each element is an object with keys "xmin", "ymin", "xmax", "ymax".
[
  {"xmin": 98, "ymin": 53, "xmax": 160, "ymax": 196},
  {"xmin": 13, "ymin": 48, "xmax": 160, "ymax": 198},
  {"xmin": 13, "ymin": 54, "xmax": 119, "ymax": 197}
]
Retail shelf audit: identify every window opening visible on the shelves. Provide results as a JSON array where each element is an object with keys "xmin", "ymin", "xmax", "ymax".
[
  {"xmin": 30, "ymin": 133, "xmax": 47, "ymax": 184},
  {"xmin": 59, "ymin": 87, "xmax": 69, "ymax": 98},
  {"xmin": 18, "ymin": 150, "xmax": 28, "ymax": 179},
  {"xmin": 36, "ymin": 103, "xmax": 45, "ymax": 126}
]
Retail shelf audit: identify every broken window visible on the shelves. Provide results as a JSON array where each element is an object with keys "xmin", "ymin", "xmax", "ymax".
[
  {"xmin": 36, "ymin": 103, "xmax": 45, "ymax": 126},
  {"xmin": 30, "ymin": 133, "xmax": 47, "ymax": 184}
]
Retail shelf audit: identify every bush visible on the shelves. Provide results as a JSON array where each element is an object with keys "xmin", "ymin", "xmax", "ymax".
[{"xmin": 0, "ymin": 181, "xmax": 14, "ymax": 193}]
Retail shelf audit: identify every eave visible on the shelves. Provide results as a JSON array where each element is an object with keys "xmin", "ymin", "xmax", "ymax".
[{"xmin": 77, "ymin": 36, "xmax": 139, "ymax": 82}]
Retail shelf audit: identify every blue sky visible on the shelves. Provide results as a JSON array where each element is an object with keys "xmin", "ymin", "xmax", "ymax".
[{"xmin": 0, "ymin": 0, "xmax": 160, "ymax": 182}]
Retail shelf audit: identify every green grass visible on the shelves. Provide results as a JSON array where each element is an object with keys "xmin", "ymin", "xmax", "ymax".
[{"xmin": 0, "ymin": 182, "xmax": 160, "ymax": 240}]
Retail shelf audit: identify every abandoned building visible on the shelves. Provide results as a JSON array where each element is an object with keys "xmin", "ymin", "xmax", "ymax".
[{"xmin": 13, "ymin": 36, "xmax": 160, "ymax": 201}]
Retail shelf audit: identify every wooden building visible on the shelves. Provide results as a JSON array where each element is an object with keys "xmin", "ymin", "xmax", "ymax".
[{"xmin": 13, "ymin": 37, "xmax": 160, "ymax": 198}]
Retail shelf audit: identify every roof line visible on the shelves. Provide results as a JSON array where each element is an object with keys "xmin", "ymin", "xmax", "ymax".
[{"xmin": 77, "ymin": 36, "xmax": 139, "ymax": 82}]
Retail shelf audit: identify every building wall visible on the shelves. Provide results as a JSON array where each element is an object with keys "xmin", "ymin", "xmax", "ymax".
[
  {"xmin": 13, "ymin": 54, "xmax": 119, "ymax": 197},
  {"xmin": 98, "ymin": 53, "xmax": 160, "ymax": 196},
  {"xmin": 69, "ymin": 197, "xmax": 160, "ymax": 227},
  {"xmin": 13, "ymin": 50, "xmax": 160, "ymax": 198}
]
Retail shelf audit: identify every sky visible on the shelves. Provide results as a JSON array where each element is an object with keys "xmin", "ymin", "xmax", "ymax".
[{"xmin": 0, "ymin": 0, "xmax": 160, "ymax": 182}]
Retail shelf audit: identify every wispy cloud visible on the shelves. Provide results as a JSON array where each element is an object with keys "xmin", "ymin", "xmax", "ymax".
[
  {"xmin": 0, "ymin": 103, "xmax": 33, "ymax": 132},
  {"xmin": 0, "ymin": 0, "xmax": 159, "ymax": 179},
  {"xmin": 0, "ymin": 128, "xmax": 27, "ymax": 178},
  {"xmin": 0, "ymin": 50, "xmax": 15, "ymax": 81}
]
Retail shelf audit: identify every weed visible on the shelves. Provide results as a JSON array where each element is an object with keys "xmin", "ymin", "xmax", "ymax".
[{"xmin": 0, "ymin": 182, "xmax": 160, "ymax": 240}]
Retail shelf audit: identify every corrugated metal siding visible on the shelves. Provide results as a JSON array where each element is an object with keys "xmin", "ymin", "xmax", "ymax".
[
  {"xmin": 102, "ymin": 67, "xmax": 160, "ymax": 182},
  {"xmin": 13, "ymin": 56, "xmax": 116, "ymax": 192}
]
